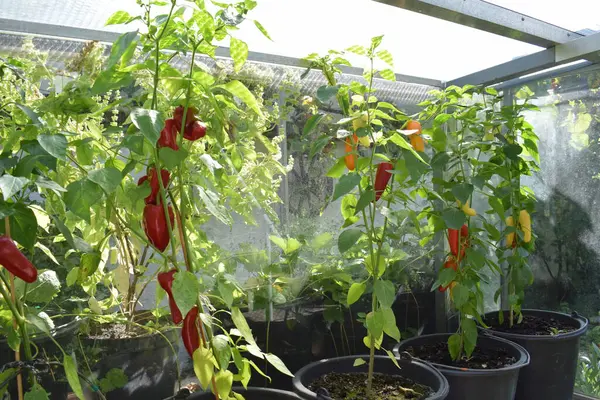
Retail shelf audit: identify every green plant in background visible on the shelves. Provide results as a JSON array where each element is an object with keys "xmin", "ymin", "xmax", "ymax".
[{"xmin": 304, "ymin": 37, "xmax": 432, "ymax": 397}]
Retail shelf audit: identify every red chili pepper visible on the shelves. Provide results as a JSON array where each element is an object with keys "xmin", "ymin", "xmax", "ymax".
[
  {"xmin": 143, "ymin": 203, "xmax": 175, "ymax": 252},
  {"xmin": 158, "ymin": 119, "xmax": 179, "ymax": 150},
  {"xmin": 174, "ymin": 106, "xmax": 197, "ymax": 130},
  {"xmin": 448, "ymin": 228, "xmax": 459, "ymax": 256},
  {"xmin": 0, "ymin": 236, "xmax": 37, "ymax": 283},
  {"xmin": 182, "ymin": 306, "xmax": 200, "ymax": 357},
  {"xmin": 443, "ymin": 257, "xmax": 458, "ymax": 271},
  {"xmin": 184, "ymin": 120, "xmax": 207, "ymax": 141},
  {"xmin": 138, "ymin": 168, "xmax": 170, "ymax": 205},
  {"xmin": 158, "ymin": 269, "xmax": 183, "ymax": 324},
  {"xmin": 448, "ymin": 224, "xmax": 469, "ymax": 260},
  {"xmin": 374, "ymin": 162, "xmax": 394, "ymax": 201}
]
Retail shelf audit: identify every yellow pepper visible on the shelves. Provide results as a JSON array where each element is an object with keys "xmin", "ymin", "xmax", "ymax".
[
  {"xmin": 519, "ymin": 210, "xmax": 532, "ymax": 243},
  {"xmin": 457, "ymin": 200, "xmax": 477, "ymax": 217},
  {"xmin": 506, "ymin": 216, "xmax": 515, "ymax": 247}
]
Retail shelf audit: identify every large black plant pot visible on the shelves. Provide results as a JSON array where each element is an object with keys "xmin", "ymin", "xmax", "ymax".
[
  {"xmin": 81, "ymin": 327, "xmax": 179, "ymax": 400},
  {"xmin": 292, "ymin": 355, "xmax": 449, "ymax": 400},
  {"xmin": 394, "ymin": 333, "xmax": 530, "ymax": 400},
  {"xmin": 189, "ymin": 387, "xmax": 300, "ymax": 399},
  {"xmin": 0, "ymin": 317, "xmax": 81, "ymax": 399},
  {"xmin": 482, "ymin": 309, "xmax": 588, "ymax": 400}
]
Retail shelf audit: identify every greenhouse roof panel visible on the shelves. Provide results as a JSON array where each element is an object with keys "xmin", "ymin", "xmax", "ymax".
[{"xmin": 0, "ymin": 0, "xmax": 544, "ymax": 82}]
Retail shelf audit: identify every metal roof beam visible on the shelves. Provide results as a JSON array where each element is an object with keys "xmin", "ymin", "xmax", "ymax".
[
  {"xmin": 447, "ymin": 31, "xmax": 600, "ymax": 87},
  {"xmin": 372, "ymin": 0, "xmax": 582, "ymax": 48}
]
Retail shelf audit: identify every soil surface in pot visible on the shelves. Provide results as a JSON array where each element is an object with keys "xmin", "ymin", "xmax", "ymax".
[
  {"xmin": 308, "ymin": 372, "xmax": 432, "ymax": 399},
  {"xmin": 488, "ymin": 315, "xmax": 579, "ymax": 335},
  {"xmin": 405, "ymin": 342, "xmax": 516, "ymax": 369}
]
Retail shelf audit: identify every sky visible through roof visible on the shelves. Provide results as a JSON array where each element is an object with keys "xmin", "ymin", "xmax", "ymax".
[{"xmin": 1, "ymin": 0, "xmax": 597, "ymax": 81}]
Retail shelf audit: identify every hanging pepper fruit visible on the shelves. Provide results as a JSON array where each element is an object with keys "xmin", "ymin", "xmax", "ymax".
[
  {"xmin": 184, "ymin": 120, "xmax": 207, "ymax": 141},
  {"xmin": 0, "ymin": 236, "xmax": 38, "ymax": 283},
  {"xmin": 138, "ymin": 168, "xmax": 170, "ymax": 205},
  {"xmin": 182, "ymin": 306, "xmax": 200, "ymax": 357},
  {"xmin": 443, "ymin": 257, "xmax": 458, "ymax": 271},
  {"xmin": 158, "ymin": 119, "xmax": 179, "ymax": 150},
  {"xmin": 344, "ymin": 134, "xmax": 358, "ymax": 171},
  {"xmin": 519, "ymin": 210, "xmax": 532, "ymax": 243},
  {"xmin": 457, "ymin": 200, "xmax": 477, "ymax": 216},
  {"xmin": 448, "ymin": 224, "xmax": 469, "ymax": 260},
  {"xmin": 439, "ymin": 281, "xmax": 457, "ymax": 293},
  {"xmin": 158, "ymin": 269, "xmax": 182, "ymax": 324},
  {"xmin": 374, "ymin": 162, "xmax": 394, "ymax": 201},
  {"xmin": 174, "ymin": 105, "xmax": 197, "ymax": 130},
  {"xmin": 448, "ymin": 228, "xmax": 459, "ymax": 257},
  {"xmin": 406, "ymin": 120, "xmax": 425, "ymax": 152},
  {"xmin": 352, "ymin": 113, "xmax": 368, "ymax": 131},
  {"xmin": 506, "ymin": 216, "xmax": 516, "ymax": 248},
  {"xmin": 143, "ymin": 203, "xmax": 175, "ymax": 252}
]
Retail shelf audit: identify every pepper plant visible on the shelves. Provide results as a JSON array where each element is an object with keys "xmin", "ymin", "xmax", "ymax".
[{"xmin": 304, "ymin": 37, "xmax": 433, "ymax": 397}]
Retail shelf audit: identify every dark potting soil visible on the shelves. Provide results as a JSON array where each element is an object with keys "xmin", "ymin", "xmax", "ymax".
[
  {"xmin": 406, "ymin": 341, "xmax": 516, "ymax": 369},
  {"xmin": 308, "ymin": 372, "xmax": 432, "ymax": 400},
  {"xmin": 488, "ymin": 314, "xmax": 579, "ymax": 336}
]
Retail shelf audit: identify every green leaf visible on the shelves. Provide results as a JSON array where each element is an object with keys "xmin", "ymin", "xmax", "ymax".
[
  {"xmin": 442, "ymin": 208, "xmax": 466, "ymax": 230},
  {"xmin": 80, "ymin": 252, "xmax": 102, "ymax": 280},
  {"xmin": 0, "ymin": 368, "xmax": 15, "ymax": 398},
  {"xmin": 347, "ymin": 282, "xmax": 366, "ymax": 305},
  {"xmin": 448, "ymin": 333, "xmax": 462, "ymax": 360},
  {"xmin": 332, "ymin": 174, "xmax": 361, "ymax": 201},
  {"xmin": 326, "ymin": 158, "xmax": 347, "ymax": 178},
  {"xmin": 303, "ymin": 113, "xmax": 325, "ymax": 135},
  {"xmin": 24, "ymin": 384, "xmax": 49, "ymax": 400},
  {"xmin": 38, "ymin": 134, "xmax": 67, "ymax": 161},
  {"xmin": 338, "ymin": 228, "xmax": 362, "ymax": 253},
  {"xmin": 253, "ymin": 20, "xmax": 272, "ymax": 40},
  {"xmin": 88, "ymin": 167, "xmax": 122, "ymax": 194},
  {"xmin": 64, "ymin": 179, "xmax": 104, "ymax": 222},
  {"xmin": 172, "ymin": 271, "xmax": 200, "ymax": 317},
  {"xmin": 64, "ymin": 354, "xmax": 84, "ymax": 399},
  {"xmin": 341, "ymin": 194, "xmax": 357, "ymax": 220},
  {"xmin": 353, "ymin": 358, "xmax": 366, "ymax": 366},
  {"xmin": 159, "ymin": 147, "xmax": 189, "ymax": 169},
  {"xmin": 366, "ymin": 310, "xmax": 384, "ymax": 340},
  {"xmin": 489, "ymin": 197, "xmax": 504, "ymax": 218},
  {"xmin": 16, "ymin": 104, "xmax": 45, "ymax": 127},
  {"xmin": 451, "ymin": 183, "xmax": 474, "ymax": 204},
  {"xmin": 194, "ymin": 10, "xmax": 215, "ymax": 41},
  {"xmin": 376, "ymin": 50, "xmax": 394, "ymax": 66},
  {"xmin": 0, "ymin": 175, "xmax": 29, "ymax": 200},
  {"xmin": 451, "ymin": 283, "xmax": 469, "ymax": 308},
  {"xmin": 382, "ymin": 308, "xmax": 400, "ymax": 341},
  {"xmin": 107, "ymin": 31, "xmax": 138, "ymax": 69},
  {"xmin": 35, "ymin": 176, "xmax": 66, "ymax": 194},
  {"xmin": 216, "ymin": 80, "xmax": 263, "ymax": 116},
  {"xmin": 231, "ymin": 307, "xmax": 256, "ymax": 346},
  {"xmin": 199, "ymin": 154, "xmax": 222, "ymax": 174},
  {"xmin": 230, "ymin": 37, "xmax": 248, "ymax": 72},
  {"xmin": 462, "ymin": 318, "xmax": 478, "ymax": 357},
  {"xmin": 379, "ymin": 69, "xmax": 396, "ymax": 81},
  {"xmin": 193, "ymin": 347, "xmax": 216, "ymax": 389},
  {"xmin": 265, "ymin": 353, "xmax": 293, "ymax": 377},
  {"xmin": 0, "ymin": 204, "xmax": 37, "ymax": 249},
  {"xmin": 390, "ymin": 133, "xmax": 427, "ymax": 164},
  {"xmin": 106, "ymin": 10, "xmax": 134, "ymax": 25},
  {"xmin": 354, "ymin": 189, "xmax": 374, "ymax": 215},
  {"xmin": 438, "ymin": 268, "xmax": 457, "ymax": 287},
  {"xmin": 366, "ymin": 255, "xmax": 386, "ymax": 278},
  {"xmin": 197, "ymin": 186, "xmax": 233, "ymax": 225},
  {"xmin": 16, "ymin": 270, "xmax": 60, "ymax": 303},
  {"xmin": 98, "ymin": 368, "xmax": 128, "ymax": 393},
  {"xmin": 374, "ymin": 280, "xmax": 396, "ymax": 308},
  {"xmin": 130, "ymin": 108, "xmax": 164, "ymax": 146},
  {"xmin": 212, "ymin": 335, "xmax": 232, "ymax": 370}
]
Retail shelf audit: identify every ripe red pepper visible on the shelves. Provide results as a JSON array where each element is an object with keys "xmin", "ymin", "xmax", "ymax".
[
  {"xmin": 374, "ymin": 162, "xmax": 394, "ymax": 201},
  {"xmin": 448, "ymin": 228, "xmax": 459, "ymax": 256},
  {"xmin": 443, "ymin": 257, "xmax": 457, "ymax": 271},
  {"xmin": 0, "ymin": 236, "xmax": 37, "ymax": 283},
  {"xmin": 158, "ymin": 269, "xmax": 182, "ymax": 324},
  {"xmin": 448, "ymin": 224, "xmax": 469, "ymax": 260},
  {"xmin": 158, "ymin": 119, "xmax": 179, "ymax": 150},
  {"xmin": 138, "ymin": 168, "xmax": 170, "ymax": 205},
  {"xmin": 174, "ymin": 106, "xmax": 197, "ymax": 130},
  {"xmin": 182, "ymin": 306, "xmax": 200, "ymax": 357},
  {"xmin": 184, "ymin": 120, "xmax": 207, "ymax": 141},
  {"xmin": 143, "ymin": 203, "xmax": 175, "ymax": 252},
  {"xmin": 344, "ymin": 134, "xmax": 357, "ymax": 171}
]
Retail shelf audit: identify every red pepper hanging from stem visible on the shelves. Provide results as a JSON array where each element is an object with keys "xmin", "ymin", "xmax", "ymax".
[
  {"xmin": 182, "ymin": 306, "xmax": 200, "ymax": 357},
  {"xmin": 0, "ymin": 236, "xmax": 37, "ymax": 283},
  {"xmin": 374, "ymin": 162, "xmax": 394, "ymax": 201},
  {"xmin": 143, "ymin": 203, "xmax": 175, "ymax": 252},
  {"xmin": 157, "ymin": 269, "xmax": 182, "ymax": 324},
  {"xmin": 448, "ymin": 224, "xmax": 469, "ymax": 260},
  {"xmin": 138, "ymin": 168, "xmax": 170, "ymax": 205}
]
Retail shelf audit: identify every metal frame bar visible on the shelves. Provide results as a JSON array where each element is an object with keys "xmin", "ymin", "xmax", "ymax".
[
  {"xmin": 372, "ymin": 0, "xmax": 582, "ymax": 48},
  {"xmin": 448, "ymin": 31, "xmax": 600, "ymax": 87}
]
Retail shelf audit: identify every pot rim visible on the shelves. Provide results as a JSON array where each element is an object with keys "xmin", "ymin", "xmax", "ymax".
[
  {"xmin": 292, "ymin": 354, "xmax": 449, "ymax": 399},
  {"xmin": 482, "ymin": 308, "xmax": 589, "ymax": 341},
  {"xmin": 394, "ymin": 333, "xmax": 530, "ymax": 375}
]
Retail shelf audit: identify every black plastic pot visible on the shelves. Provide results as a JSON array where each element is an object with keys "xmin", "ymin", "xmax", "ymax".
[
  {"xmin": 189, "ymin": 387, "xmax": 300, "ymax": 399},
  {"xmin": 394, "ymin": 333, "xmax": 530, "ymax": 400},
  {"xmin": 81, "ymin": 327, "xmax": 179, "ymax": 400},
  {"xmin": 482, "ymin": 309, "xmax": 588, "ymax": 400},
  {"xmin": 292, "ymin": 355, "xmax": 449, "ymax": 400},
  {"xmin": 0, "ymin": 317, "xmax": 81, "ymax": 399}
]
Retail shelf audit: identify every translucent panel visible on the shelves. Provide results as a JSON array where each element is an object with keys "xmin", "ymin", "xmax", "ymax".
[
  {"xmin": 487, "ymin": 0, "xmax": 600, "ymax": 33},
  {"xmin": 513, "ymin": 64, "xmax": 600, "ymax": 398},
  {"xmin": 0, "ymin": 0, "xmax": 541, "ymax": 81}
]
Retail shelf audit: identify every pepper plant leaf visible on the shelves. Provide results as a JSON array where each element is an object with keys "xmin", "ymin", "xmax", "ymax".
[
  {"xmin": 130, "ymin": 108, "xmax": 164, "ymax": 146},
  {"xmin": 37, "ymin": 134, "xmax": 67, "ymax": 161}
]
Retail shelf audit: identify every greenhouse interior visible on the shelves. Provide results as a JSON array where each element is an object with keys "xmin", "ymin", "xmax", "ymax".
[{"xmin": 0, "ymin": 0, "xmax": 599, "ymax": 399}]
